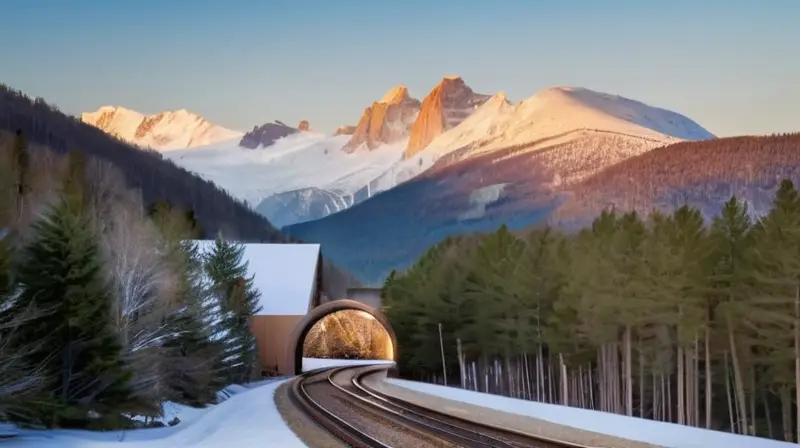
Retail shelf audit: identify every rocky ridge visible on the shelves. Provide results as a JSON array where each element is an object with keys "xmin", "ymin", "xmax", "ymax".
[{"xmin": 342, "ymin": 85, "xmax": 421, "ymax": 152}]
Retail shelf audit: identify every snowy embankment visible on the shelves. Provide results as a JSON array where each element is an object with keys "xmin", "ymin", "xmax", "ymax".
[
  {"xmin": 302, "ymin": 357, "xmax": 395, "ymax": 372},
  {"xmin": 0, "ymin": 379, "xmax": 304, "ymax": 448},
  {"xmin": 389, "ymin": 379, "xmax": 796, "ymax": 448},
  {"xmin": 4, "ymin": 357, "xmax": 782, "ymax": 448},
  {"xmin": 0, "ymin": 358, "xmax": 393, "ymax": 447}
]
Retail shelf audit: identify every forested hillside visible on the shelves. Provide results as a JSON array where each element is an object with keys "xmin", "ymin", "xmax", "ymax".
[
  {"xmin": 384, "ymin": 180, "xmax": 800, "ymax": 443},
  {"xmin": 0, "ymin": 131, "xmax": 266, "ymax": 429},
  {"xmin": 0, "ymin": 83, "xmax": 285, "ymax": 242},
  {"xmin": 557, "ymin": 133, "xmax": 800, "ymax": 226}
]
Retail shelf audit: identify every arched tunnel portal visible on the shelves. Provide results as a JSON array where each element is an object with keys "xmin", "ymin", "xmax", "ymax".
[{"xmin": 285, "ymin": 299, "xmax": 398, "ymax": 375}]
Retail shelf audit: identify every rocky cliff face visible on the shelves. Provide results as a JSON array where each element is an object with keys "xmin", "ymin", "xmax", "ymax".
[
  {"xmin": 334, "ymin": 125, "xmax": 357, "ymax": 136},
  {"xmin": 405, "ymin": 76, "xmax": 491, "ymax": 158},
  {"xmin": 342, "ymin": 85, "xmax": 421, "ymax": 152},
  {"xmin": 239, "ymin": 121, "xmax": 298, "ymax": 149}
]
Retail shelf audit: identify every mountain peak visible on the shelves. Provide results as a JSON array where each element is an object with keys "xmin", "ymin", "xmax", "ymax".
[
  {"xmin": 81, "ymin": 106, "xmax": 241, "ymax": 151},
  {"xmin": 378, "ymin": 85, "xmax": 410, "ymax": 105},
  {"xmin": 518, "ymin": 85, "xmax": 717, "ymax": 141},
  {"xmin": 405, "ymin": 76, "xmax": 491, "ymax": 158},
  {"xmin": 343, "ymin": 86, "xmax": 421, "ymax": 152}
]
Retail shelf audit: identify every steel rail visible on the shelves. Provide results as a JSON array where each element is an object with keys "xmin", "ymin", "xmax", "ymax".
[
  {"xmin": 353, "ymin": 365, "xmax": 602, "ymax": 448},
  {"xmin": 289, "ymin": 367, "xmax": 392, "ymax": 448}
]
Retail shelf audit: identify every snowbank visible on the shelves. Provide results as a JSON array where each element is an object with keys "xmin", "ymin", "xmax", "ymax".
[
  {"xmin": 0, "ymin": 379, "xmax": 304, "ymax": 447},
  {"xmin": 302, "ymin": 357, "xmax": 394, "ymax": 372},
  {"xmin": 388, "ymin": 379, "xmax": 794, "ymax": 448}
]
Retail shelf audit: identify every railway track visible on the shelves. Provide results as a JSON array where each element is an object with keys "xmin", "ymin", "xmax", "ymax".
[{"xmin": 289, "ymin": 364, "xmax": 596, "ymax": 448}]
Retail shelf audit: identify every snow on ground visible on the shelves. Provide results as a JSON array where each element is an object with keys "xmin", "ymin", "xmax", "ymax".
[
  {"xmin": 193, "ymin": 241, "xmax": 320, "ymax": 315},
  {"xmin": 163, "ymin": 132, "xmax": 406, "ymax": 206},
  {"xmin": 301, "ymin": 357, "xmax": 395, "ymax": 372},
  {"xmin": 388, "ymin": 379, "xmax": 794, "ymax": 448},
  {"xmin": 0, "ymin": 379, "xmax": 305, "ymax": 448},
  {"xmin": 0, "ymin": 360, "xmax": 396, "ymax": 447}
]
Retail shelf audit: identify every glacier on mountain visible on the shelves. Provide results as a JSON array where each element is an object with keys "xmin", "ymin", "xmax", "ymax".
[{"xmin": 163, "ymin": 133, "xmax": 408, "ymax": 227}]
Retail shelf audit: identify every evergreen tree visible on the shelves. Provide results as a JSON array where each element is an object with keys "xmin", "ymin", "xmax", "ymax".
[
  {"xmin": 11, "ymin": 130, "xmax": 30, "ymax": 221},
  {"xmin": 62, "ymin": 150, "xmax": 88, "ymax": 209},
  {"xmin": 204, "ymin": 235, "xmax": 262, "ymax": 383},
  {"xmin": 9, "ymin": 196, "xmax": 136, "ymax": 427},
  {"xmin": 163, "ymin": 241, "xmax": 222, "ymax": 406}
]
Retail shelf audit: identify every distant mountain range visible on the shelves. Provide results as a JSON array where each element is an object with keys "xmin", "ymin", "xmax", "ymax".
[{"xmin": 79, "ymin": 76, "xmax": 799, "ymax": 285}]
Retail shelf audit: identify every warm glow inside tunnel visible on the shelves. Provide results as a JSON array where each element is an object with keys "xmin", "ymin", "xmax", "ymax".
[{"xmin": 302, "ymin": 310, "xmax": 395, "ymax": 361}]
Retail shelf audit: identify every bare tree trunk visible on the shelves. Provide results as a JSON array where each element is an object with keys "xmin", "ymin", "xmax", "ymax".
[
  {"xmin": 694, "ymin": 337, "xmax": 700, "ymax": 427},
  {"xmin": 588, "ymin": 363, "xmax": 595, "ymax": 410},
  {"xmin": 727, "ymin": 318, "xmax": 748, "ymax": 433},
  {"xmin": 749, "ymin": 366, "xmax": 757, "ymax": 436},
  {"xmin": 795, "ymin": 283, "xmax": 800, "ymax": 443},
  {"xmin": 559, "ymin": 353, "xmax": 568, "ymax": 405},
  {"xmin": 678, "ymin": 345, "xmax": 685, "ymax": 425},
  {"xmin": 639, "ymin": 338, "xmax": 645, "ymax": 418},
  {"xmin": 781, "ymin": 386, "xmax": 792, "ymax": 442},
  {"xmin": 705, "ymin": 324, "xmax": 713, "ymax": 429},
  {"xmin": 725, "ymin": 351, "xmax": 736, "ymax": 433},
  {"xmin": 456, "ymin": 338, "xmax": 465, "ymax": 389},
  {"xmin": 667, "ymin": 372, "xmax": 673, "ymax": 423},
  {"xmin": 624, "ymin": 325, "xmax": 633, "ymax": 416},
  {"xmin": 548, "ymin": 355, "xmax": 555, "ymax": 404},
  {"xmin": 763, "ymin": 395, "xmax": 773, "ymax": 440}
]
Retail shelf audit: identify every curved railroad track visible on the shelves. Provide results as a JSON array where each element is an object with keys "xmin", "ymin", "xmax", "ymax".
[{"xmin": 289, "ymin": 363, "xmax": 596, "ymax": 448}]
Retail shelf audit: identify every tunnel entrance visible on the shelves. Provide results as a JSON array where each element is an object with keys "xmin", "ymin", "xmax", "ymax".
[{"xmin": 286, "ymin": 299, "xmax": 397, "ymax": 375}]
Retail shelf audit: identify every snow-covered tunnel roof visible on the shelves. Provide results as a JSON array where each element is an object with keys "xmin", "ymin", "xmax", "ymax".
[{"xmin": 193, "ymin": 241, "xmax": 321, "ymax": 315}]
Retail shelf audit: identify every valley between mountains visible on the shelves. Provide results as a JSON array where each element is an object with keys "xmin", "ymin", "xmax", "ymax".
[{"xmin": 81, "ymin": 76, "xmax": 800, "ymax": 285}]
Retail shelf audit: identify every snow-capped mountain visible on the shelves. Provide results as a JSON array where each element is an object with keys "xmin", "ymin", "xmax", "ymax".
[
  {"xmin": 162, "ymin": 81, "xmax": 713, "ymax": 231},
  {"xmin": 283, "ymin": 86, "xmax": 716, "ymax": 283},
  {"xmin": 81, "ymin": 106, "xmax": 243, "ymax": 151},
  {"xmin": 163, "ymin": 132, "xmax": 407, "ymax": 227}
]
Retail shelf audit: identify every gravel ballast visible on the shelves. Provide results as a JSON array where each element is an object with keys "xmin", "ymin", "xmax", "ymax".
[
  {"xmin": 360, "ymin": 370, "xmax": 664, "ymax": 448},
  {"xmin": 274, "ymin": 380, "xmax": 346, "ymax": 448}
]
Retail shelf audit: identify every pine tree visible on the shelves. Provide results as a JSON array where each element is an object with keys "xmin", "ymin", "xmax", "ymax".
[
  {"xmin": 9, "ymin": 196, "xmax": 136, "ymax": 427},
  {"xmin": 204, "ymin": 235, "xmax": 262, "ymax": 383},
  {"xmin": 163, "ymin": 241, "xmax": 223, "ymax": 406},
  {"xmin": 11, "ymin": 130, "xmax": 30, "ymax": 221}
]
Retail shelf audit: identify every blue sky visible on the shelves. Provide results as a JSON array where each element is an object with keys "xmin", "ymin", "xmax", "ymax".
[{"xmin": 1, "ymin": 0, "xmax": 797, "ymax": 137}]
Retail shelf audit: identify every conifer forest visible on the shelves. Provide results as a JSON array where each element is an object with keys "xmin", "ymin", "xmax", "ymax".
[
  {"xmin": 383, "ymin": 180, "xmax": 800, "ymax": 443},
  {"xmin": 0, "ymin": 131, "xmax": 263, "ymax": 429}
]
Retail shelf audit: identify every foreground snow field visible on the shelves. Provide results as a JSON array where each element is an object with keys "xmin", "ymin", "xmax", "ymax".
[
  {"xmin": 389, "ymin": 379, "xmax": 796, "ymax": 448},
  {"xmin": 0, "ymin": 379, "xmax": 304, "ymax": 448},
  {"xmin": 0, "ymin": 359, "xmax": 392, "ymax": 447}
]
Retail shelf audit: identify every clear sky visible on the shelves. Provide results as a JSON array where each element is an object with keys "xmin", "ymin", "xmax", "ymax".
[{"xmin": 1, "ymin": 0, "xmax": 797, "ymax": 137}]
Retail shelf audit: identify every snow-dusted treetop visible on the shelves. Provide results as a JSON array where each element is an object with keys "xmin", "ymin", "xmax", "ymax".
[
  {"xmin": 81, "ymin": 105, "xmax": 243, "ymax": 151},
  {"xmin": 193, "ymin": 241, "xmax": 321, "ymax": 316}
]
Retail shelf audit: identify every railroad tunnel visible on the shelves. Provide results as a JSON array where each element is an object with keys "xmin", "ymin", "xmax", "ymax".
[{"xmin": 285, "ymin": 299, "xmax": 397, "ymax": 375}]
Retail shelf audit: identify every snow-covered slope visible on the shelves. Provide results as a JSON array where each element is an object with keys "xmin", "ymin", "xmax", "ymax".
[
  {"xmin": 164, "ymin": 85, "xmax": 714, "ymax": 229},
  {"xmin": 81, "ymin": 106, "xmax": 243, "ymax": 151},
  {"xmin": 369, "ymin": 86, "xmax": 716, "ymax": 190},
  {"xmin": 164, "ymin": 132, "xmax": 406, "ymax": 226}
]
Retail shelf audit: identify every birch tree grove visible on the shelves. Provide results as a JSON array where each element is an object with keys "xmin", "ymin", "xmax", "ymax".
[
  {"xmin": 101, "ymin": 201, "xmax": 178, "ymax": 405},
  {"xmin": 383, "ymin": 179, "xmax": 800, "ymax": 443}
]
